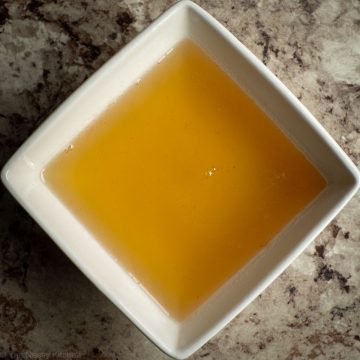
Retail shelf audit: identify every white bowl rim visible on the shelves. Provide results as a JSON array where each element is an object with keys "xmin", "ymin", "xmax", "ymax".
[{"xmin": 2, "ymin": 1, "xmax": 360, "ymax": 359}]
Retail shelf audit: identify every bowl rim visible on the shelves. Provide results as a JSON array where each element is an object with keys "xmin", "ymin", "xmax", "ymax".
[{"xmin": 2, "ymin": 1, "xmax": 360, "ymax": 359}]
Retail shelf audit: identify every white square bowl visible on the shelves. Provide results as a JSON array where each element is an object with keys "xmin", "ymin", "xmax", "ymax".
[{"xmin": 2, "ymin": 1, "xmax": 359, "ymax": 358}]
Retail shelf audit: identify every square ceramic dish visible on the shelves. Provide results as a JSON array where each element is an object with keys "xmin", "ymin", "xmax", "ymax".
[{"xmin": 2, "ymin": 1, "xmax": 359, "ymax": 358}]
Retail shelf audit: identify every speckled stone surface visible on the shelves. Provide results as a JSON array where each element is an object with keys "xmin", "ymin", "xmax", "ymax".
[{"xmin": 0, "ymin": 0, "xmax": 360, "ymax": 359}]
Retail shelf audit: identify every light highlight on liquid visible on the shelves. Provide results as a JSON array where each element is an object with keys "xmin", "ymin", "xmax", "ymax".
[{"xmin": 44, "ymin": 39, "xmax": 326, "ymax": 320}]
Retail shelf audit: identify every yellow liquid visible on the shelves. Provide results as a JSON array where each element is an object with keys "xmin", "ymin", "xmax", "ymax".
[{"xmin": 44, "ymin": 39, "xmax": 326, "ymax": 320}]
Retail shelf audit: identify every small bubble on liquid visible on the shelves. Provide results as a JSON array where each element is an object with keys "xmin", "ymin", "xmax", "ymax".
[
  {"xmin": 275, "ymin": 171, "xmax": 286, "ymax": 180},
  {"xmin": 65, "ymin": 144, "xmax": 74, "ymax": 153},
  {"xmin": 136, "ymin": 78, "xmax": 141, "ymax": 85},
  {"xmin": 206, "ymin": 167, "xmax": 217, "ymax": 177}
]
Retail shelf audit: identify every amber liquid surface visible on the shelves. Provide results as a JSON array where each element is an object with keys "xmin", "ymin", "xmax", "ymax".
[{"xmin": 44, "ymin": 39, "xmax": 326, "ymax": 320}]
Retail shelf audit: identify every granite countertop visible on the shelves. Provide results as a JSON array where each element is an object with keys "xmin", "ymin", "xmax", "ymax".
[{"xmin": 1, "ymin": 1, "xmax": 360, "ymax": 359}]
